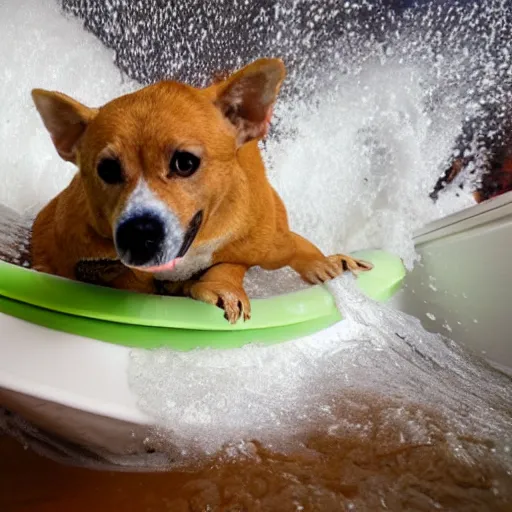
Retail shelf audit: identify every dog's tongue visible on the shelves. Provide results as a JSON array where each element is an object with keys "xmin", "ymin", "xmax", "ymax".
[{"xmin": 139, "ymin": 258, "xmax": 181, "ymax": 273}]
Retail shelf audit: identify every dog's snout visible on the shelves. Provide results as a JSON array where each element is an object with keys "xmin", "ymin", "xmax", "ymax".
[{"xmin": 115, "ymin": 214, "xmax": 165, "ymax": 266}]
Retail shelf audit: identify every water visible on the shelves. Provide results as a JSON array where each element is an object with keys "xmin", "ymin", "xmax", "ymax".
[
  {"xmin": 1, "ymin": 0, "xmax": 512, "ymax": 508},
  {"xmin": 0, "ymin": 0, "xmax": 137, "ymax": 214}
]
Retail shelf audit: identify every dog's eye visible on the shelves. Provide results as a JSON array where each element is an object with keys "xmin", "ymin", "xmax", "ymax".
[
  {"xmin": 170, "ymin": 151, "xmax": 201, "ymax": 178},
  {"xmin": 97, "ymin": 158, "xmax": 124, "ymax": 185}
]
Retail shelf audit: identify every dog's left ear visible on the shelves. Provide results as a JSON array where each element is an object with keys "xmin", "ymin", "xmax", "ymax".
[{"xmin": 213, "ymin": 58, "xmax": 286, "ymax": 146}]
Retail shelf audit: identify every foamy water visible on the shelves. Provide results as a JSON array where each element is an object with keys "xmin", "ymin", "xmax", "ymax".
[
  {"xmin": 1, "ymin": 0, "xmax": 512, "ymax": 491},
  {"xmin": 0, "ymin": 0, "xmax": 138, "ymax": 214}
]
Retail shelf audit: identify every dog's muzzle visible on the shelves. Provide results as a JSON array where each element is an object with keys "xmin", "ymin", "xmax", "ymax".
[{"xmin": 114, "ymin": 210, "xmax": 203, "ymax": 271}]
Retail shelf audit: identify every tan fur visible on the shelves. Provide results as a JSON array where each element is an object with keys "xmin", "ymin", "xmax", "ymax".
[{"xmin": 30, "ymin": 58, "xmax": 372, "ymax": 323}]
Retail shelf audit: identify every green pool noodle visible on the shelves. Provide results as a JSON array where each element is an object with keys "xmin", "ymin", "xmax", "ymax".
[{"xmin": 0, "ymin": 249, "xmax": 405, "ymax": 350}]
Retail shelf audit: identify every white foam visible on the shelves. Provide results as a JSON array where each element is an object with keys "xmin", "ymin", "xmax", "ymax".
[
  {"xmin": 129, "ymin": 277, "xmax": 512, "ymax": 462},
  {"xmin": 0, "ymin": 0, "xmax": 137, "ymax": 215},
  {"xmin": 266, "ymin": 63, "xmax": 473, "ymax": 270}
]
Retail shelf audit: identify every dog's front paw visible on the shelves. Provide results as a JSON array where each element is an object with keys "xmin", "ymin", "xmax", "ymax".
[
  {"xmin": 299, "ymin": 255, "xmax": 373, "ymax": 284},
  {"xmin": 186, "ymin": 281, "xmax": 251, "ymax": 324},
  {"xmin": 333, "ymin": 254, "xmax": 374, "ymax": 275}
]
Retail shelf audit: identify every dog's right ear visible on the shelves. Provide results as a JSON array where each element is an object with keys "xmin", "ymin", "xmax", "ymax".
[{"xmin": 31, "ymin": 89, "xmax": 98, "ymax": 163}]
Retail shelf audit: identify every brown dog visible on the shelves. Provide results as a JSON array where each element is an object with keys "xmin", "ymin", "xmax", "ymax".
[{"xmin": 30, "ymin": 58, "xmax": 372, "ymax": 323}]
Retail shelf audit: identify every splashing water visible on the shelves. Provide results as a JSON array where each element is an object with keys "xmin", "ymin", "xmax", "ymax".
[
  {"xmin": 62, "ymin": 0, "xmax": 512, "ymax": 239},
  {"xmin": 0, "ymin": 0, "xmax": 138, "ymax": 214},
  {"xmin": 130, "ymin": 277, "xmax": 512, "ymax": 454},
  {"xmin": 1, "ymin": 0, "xmax": 512, "ymax": 506}
]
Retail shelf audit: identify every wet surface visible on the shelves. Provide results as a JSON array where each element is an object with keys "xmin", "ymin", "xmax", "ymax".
[{"xmin": 2, "ymin": 391, "xmax": 512, "ymax": 512}]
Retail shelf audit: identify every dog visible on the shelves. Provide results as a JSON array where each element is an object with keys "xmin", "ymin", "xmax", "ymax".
[{"xmin": 30, "ymin": 58, "xmax": 372, "ymax": 323}]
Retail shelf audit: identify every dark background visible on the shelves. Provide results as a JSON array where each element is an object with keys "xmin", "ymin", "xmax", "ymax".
[
  {"xmin": 60, "ymin": 0, "xmax": 439, "ymax": 87},
  {"xmin": 59, "ymin": 0, "xmax": 512, "ymax": 200}
]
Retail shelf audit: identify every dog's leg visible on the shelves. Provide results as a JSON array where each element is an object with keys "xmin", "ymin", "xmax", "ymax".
[
  {"xmin": 182, "ymin": 263, "xmax": 250, "ymax": 324},
  {"xmin": 288, "ymin": 233, "xmax": 373, "ymax": 285}
]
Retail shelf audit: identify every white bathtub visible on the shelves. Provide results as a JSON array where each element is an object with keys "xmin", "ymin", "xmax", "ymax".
[
  {"xmin": 1, "ymin": 192, "xmax": 512, "ymax": 469},
  {"xmin": 392, "ymin": 191, "xmax": 512, "ymax": 374}
]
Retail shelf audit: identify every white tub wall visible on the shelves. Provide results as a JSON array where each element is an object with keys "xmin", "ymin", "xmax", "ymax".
[
  {"xmin": 393, "ymin": 191, "xmax": 512, "ymax": 371},
  {"xmin": 0, "ymin": 391, "xmax": 181, "ymax": 470},
  {"xmin": 0, "ymin": 389, "xmax": 151, "ymax": 454},
  {"xmin": 0, "ymin": 312, "xmax": 147, "ymax": 424},
  {"xmin": 0, "ymin": 313, "xmax": 163, "ymax": 460}
]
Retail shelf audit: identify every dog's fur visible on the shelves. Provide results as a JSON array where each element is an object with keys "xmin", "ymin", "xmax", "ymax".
[{"xmin": 30, "ymin": 58, "xmax": 372, "ymax": 323}]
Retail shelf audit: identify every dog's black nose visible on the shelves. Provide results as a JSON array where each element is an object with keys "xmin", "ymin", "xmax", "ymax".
[{"xmin": 115, "ymin": 214, "xmax": 165, "ymax": 266}]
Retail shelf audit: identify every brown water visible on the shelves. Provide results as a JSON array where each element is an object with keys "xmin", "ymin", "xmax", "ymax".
[{"xmin": 2, "ymin": 391, "xmax": 511, "ymax": 512}]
